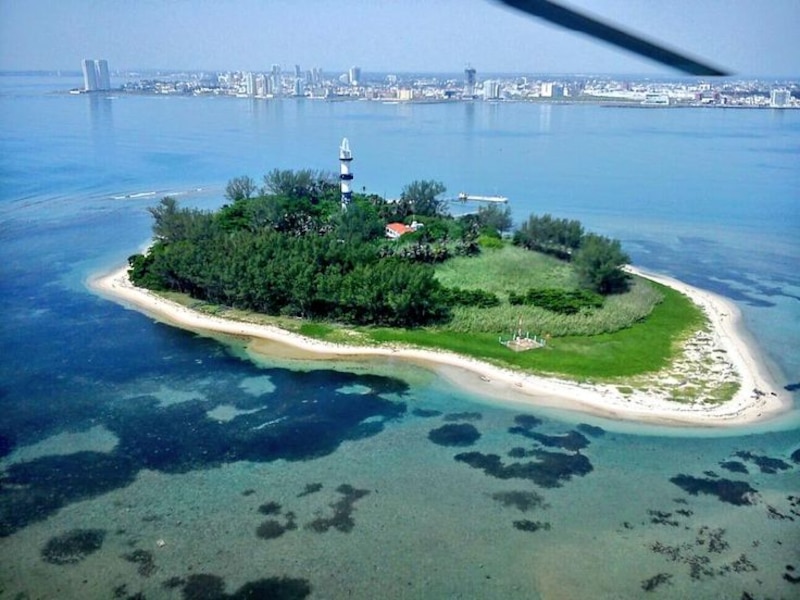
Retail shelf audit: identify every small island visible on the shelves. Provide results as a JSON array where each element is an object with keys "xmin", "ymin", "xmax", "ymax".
[{"xmin": 92, "ymin": 164, "xmax": 789, "ymax": 426}]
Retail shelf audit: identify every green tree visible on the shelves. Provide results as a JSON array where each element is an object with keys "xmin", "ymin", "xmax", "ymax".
[
  {"xmin": 224, "ymin": 176, "xmax": 257, "ymax": 203},
  {"xmin": 573, "ymin": 234, "xmax": 631, "ymax": 294},
  {"xmin": 400, "ymin": 180, "xmax": 447, "ymax": 217},
  {"xmin": 262, "ymin": 168, "xmax": 336, "ymax": 202},
  {"xmin": 477, "ymin": 203, "xmax": 513, "ymax": 236}
]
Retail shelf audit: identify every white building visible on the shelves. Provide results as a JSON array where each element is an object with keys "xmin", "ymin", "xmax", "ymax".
[
  {"xmin": 483, "ymin": 80, "xmax": 501, "ymax": 100},
  {"xmin": 540, "ymin": 82, "xmax": 564, "ymax": 98},
  {"xmin": 770, "ymin": 89, "xmax": 791, "ymax": 108}
]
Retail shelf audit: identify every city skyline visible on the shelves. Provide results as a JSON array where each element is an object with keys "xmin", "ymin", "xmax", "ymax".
[{"xmin": 1, "ymin": 1, "xmax": 800, "ymax": 77}]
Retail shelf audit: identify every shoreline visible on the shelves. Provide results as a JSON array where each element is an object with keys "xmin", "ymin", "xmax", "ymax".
[{"xmin": 88, "ymin": 265, "xmax": 791, "ymax": 427}]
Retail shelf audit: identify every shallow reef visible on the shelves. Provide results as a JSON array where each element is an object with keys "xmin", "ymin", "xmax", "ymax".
[
  {"xmin": 512, "ymin": 519, "xmax": 551, "ymax": 532},
  {"xmin": 41, "ymin": 528, "xmax": 106, "ymax": 565},
  {"xmin": 641, "ymin": 572, "xmax": 672, "ymax": 592},
  {"xmin": 733, "ymin": 450, "xmax": 792, "ymax": 474},
  {"xmin": 491, "ymin": 490, "xmax": 549, "ymax": 512},
  {"xmin": 719, "ymin": 460, "xmax": 749, "ymax": 474},
  {"xmin": 122, "ymin": 549, "xmax": 157, "ymax": 577},
  {"xmin": 412, "ymin": 408, "xmax": 442, "ymax": 418},
  {"xmin": 428, "ymin": 423, "xmax": 481, "ymax": 447},
  {"xmin": 454, "ymin": 449, "xmax": 593, "ymax": 488},
  {"xmin": 442, "ymin": 411, "xmax": 483, "ymax": 422},
  {"xmin": 173, "ymin": 573, "xmax": 312, "ymax": 600},
  {"xmin": 576, "ymin": 423, "xmax": 605, "ymax": 437},
  {"xmin": 669, "ymin": 474, "xmax": 758, "ymax": 506},
  {"xmin": 304, "ymin": 484, "xmax": 370, "ymax": 534}
]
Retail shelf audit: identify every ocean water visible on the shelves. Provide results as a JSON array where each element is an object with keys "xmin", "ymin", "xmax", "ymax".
[{"xmin": 0, "ymin": 74, "xmax": 798, "ymax": 599}]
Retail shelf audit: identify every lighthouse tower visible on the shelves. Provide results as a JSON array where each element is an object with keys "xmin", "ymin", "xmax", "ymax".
[{"xmin": 339, "ymin": 138, "xmax": 353, "ymax": 211}]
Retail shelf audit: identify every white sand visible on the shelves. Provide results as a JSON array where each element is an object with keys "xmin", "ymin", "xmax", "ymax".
[{"xmin": 88, "ymin": 265, "xmax": 791, "ymax": 427}]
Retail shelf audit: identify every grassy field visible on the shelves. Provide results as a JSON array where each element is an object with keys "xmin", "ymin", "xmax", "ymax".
[
  {"xmin": 363, "ymin": 284, "xmax": 704, "ymax": 381},
  {"xmin": 435, "ymin": 244, "xmax": 664, "ymax": 337},
  {"xmin": 436, "ymin": 244, "xmax": 577, "ymax": 292}
]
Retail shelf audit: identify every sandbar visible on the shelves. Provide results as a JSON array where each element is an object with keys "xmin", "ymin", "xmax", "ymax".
[{"xmin": 88, "ymin": 265, "xmax": 791, "ymax": 427}]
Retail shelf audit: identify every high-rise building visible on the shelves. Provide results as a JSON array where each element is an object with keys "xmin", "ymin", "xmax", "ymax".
[
  {"xmin": 483, "ymin": 80, "xmax": 501, "ymax": 100},
  {"xmin": 464, "ymin": 65, "xmax": 476, "ymax": 98},
  {"xmin": 270, "ymin": 64, "xmax": 282, "ymax": 97},
  {"xmin": 245, "ymin": 72, "xmax": 257, "ymax": 97},
  {"xmin": 96, "ymin": 60, "xmax": 111, "ymax": 90},
  {"xmin": 82, "ymin": 59, "xmax": 98, "ymax": 91},
  {"xmin": 348, "ymin": 66, "xmax": 361, "ymax": 86},
  {"xmin": 82, "ymin": 59, "xmax": 111, "ymax": 92}
]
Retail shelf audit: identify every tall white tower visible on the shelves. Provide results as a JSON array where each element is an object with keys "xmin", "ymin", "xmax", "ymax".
[{"xmin": 339, "ymin": 138, "xmax": 353, "ymax": 211}]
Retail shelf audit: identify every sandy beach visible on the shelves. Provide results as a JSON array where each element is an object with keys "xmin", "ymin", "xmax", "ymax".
[{"xmin": 88, "ymin": 265, "xmax": 791, "ymax": 427}]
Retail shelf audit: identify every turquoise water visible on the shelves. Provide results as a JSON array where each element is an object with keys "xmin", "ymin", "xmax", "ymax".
[{"xmin": 0, "ymin": 74, "xmax": 798, "ymax": 598}]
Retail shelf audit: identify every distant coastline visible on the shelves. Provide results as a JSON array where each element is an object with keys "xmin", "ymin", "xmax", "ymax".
[{"xmin": 89, "ymin": 264, "xmax": 791, "ymax": 427}]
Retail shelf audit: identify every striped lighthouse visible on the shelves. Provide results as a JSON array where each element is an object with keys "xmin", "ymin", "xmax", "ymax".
[{"xmin": 339, "ymin": 137, "xmax": 353, "ymax": 211}]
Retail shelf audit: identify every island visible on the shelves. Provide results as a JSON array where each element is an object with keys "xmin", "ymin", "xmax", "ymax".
[{"xmin": 90, "ymin": 168, "xmax": 789, "ymax": 426}]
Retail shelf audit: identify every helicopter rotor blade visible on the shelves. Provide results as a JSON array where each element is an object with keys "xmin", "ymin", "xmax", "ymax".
[{"xmin": 497, "ymin": 0, "xmax": 730, "ymax": 76}]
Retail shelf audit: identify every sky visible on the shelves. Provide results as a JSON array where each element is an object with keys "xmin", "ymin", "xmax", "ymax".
[{"xmin": 1, "ymin": 0, "xmax": 799, "ymax": 77}]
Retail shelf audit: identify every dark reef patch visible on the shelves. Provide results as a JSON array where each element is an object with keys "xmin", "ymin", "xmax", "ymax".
[
  {"xmin": 256, "ymin": 515, "xmax": 297, "ymax": 540},
  {"xmin": 0, "ymin": 367, "xmax": 408, "ymax": 537},
  {"xmin": 428, "ymin": 423, "xmax": 481, "ymax": 447},
  {"xmin": 784, "ymin": 382, "xmax": 800, "ymax": 392},
  {"xmin": 507, "ymin": 447, "xmax": 529, "ymax": 458},
  {"xmin": 669, "ymin": 474, "xmax": 757, "ymax": 506},
  {"xmin": 0, "ymin": 432, "xmax": 13, "ymax": 458},
  {"xmin": 576, "ymin": 423, "xmax": 605, "ymax": 437},
  {"xmin": 305, "ymin": 484, "xmax": 370, "ymax": 534},
  {"xmin": 41, "ymin": 528, "xmax": 106, "ymax": 565},
  {"xmin": 734, "ymin": 450, "xmax": 791, "ymax": 474},
  {"xmin": 719, "ymin": 460, "xmax": 748, "ymax": 475},
  {"xmin": 648, "ymin": 510, "xmax": 680, "ymax": 527},
  {"xmin": 641, "ymin": 573, "xmax": 672, "ymax": 592},
  {"xmin": 178, "ymin": 573, "xmax": 311, "ymax": 599},
  {"xmin": 412, "ymin": 408, "xmax": 442, "ymax": 418},
  {"xmin": 512, "ymin": 519, "xmax": 551, "ymax": 532},
  {"xmin": 443, "ymin": 411, "xmax": 483, "ymax": 422},
  {"xmin": 526, "ymin": 430, "xmax": 590, "ymax": 452},
  {"xmin": 455, "ymin": 450, "xmax": 593, "ymax": 488},
  {"xmin": 297, "ymin": 483, "xmax": 323, "ymax": 498},
  {"xmin": 1, "ymin": 452, "xmax": 137, "ymax": 537},
  {"xmin": 123, "ymin": 549, "xmax": 157, "ymax": 577},
  {"xmin": 792, "ymin": 448, "xmax": 800, "ymax": 464},
  {"xmin": 491, "ymin": 490, "xmax": 549, "ymax": 512},
  {"xmin": 512, "ymin": 414, "xmax": 542, "ymax": 429},
  {"xmin": 258, "ymin": 501, "xmax": 282, "ymax": 515},
  {"xmin": 785, "ymin": 564, "xmax": 800, "ymax": 584}
]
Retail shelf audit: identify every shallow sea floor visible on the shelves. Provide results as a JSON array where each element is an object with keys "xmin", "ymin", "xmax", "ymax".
[{"xmin": 1, "ymin": 365, "xmax": 798, "ymax": 600}]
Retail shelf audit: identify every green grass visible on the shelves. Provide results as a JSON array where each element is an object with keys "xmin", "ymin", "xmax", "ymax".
[
  {"xmin": 435, "ymin": 244, "xmax": 577, "ymax": 293},
  {"xmin": 362, "ymin": 284, "xmax": 704, "ymax": 381},
  {"xmin": 435, "ymin": 244, "xmax": 663, "ymax": 336}
]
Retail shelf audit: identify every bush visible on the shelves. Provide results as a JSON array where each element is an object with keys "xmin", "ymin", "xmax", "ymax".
[
  {"xmin": 509, "ymin": 288, "xmax": 604, "ymax": 314},
  {"xmin": 444, "ymin": 287, "xmax": 501, "ymax": 308}
]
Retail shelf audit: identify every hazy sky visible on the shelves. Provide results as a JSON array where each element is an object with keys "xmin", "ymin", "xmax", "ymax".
[{"xmin": 1, "ymin": 0, "xmax": 798, "ymax": 76}]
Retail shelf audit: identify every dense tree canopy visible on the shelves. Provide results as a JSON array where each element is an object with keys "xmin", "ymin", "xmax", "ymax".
[
  {"xmin": 573, "ymin": 234, "xmax": 631, "ymax": 294},
  {"xmin": 131, "ymin": 172, "xmax": 632, "ymax": 333},
  {"xmin": 514, "ymin": 214, "xmax": 584, "ymax": 259}
]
